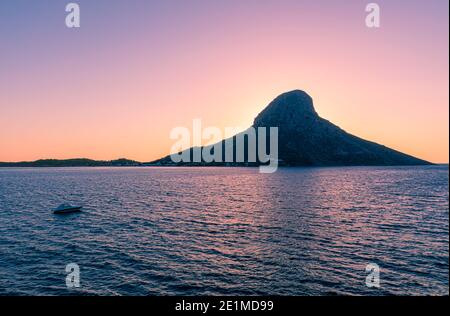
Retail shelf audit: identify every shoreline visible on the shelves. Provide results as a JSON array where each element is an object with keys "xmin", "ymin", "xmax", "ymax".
[{"xmin": 0, "ymin": 163, "xmax": 446, "ymax": 168}]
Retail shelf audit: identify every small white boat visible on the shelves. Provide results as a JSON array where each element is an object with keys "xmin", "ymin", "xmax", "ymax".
[{"xmin": 53, "ymin": 203, "xmax": 82, "ymax": 214}]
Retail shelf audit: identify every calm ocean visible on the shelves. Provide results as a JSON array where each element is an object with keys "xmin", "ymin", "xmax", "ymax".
[{"xmin": 0, "ymin": 166, "xmax": 448, "ymax": 295}]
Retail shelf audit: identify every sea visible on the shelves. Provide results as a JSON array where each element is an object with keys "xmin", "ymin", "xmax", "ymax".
[{"xmin": 0, "ymin": 165, "xmax": 448, "ymax": 295}]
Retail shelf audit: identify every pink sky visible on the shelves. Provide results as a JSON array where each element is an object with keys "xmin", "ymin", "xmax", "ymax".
[{"xmin": 0, "ymin": 0, "xmax": 448, "ymax": 163}]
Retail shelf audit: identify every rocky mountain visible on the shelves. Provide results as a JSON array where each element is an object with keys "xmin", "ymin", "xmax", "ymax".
[{"xmin": 150, "ymin": 90, "xmax": 431, "ymax": 166}]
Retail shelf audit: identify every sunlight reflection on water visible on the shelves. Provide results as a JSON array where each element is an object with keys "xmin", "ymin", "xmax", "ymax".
[{"xmin": 0, "ymin": 165, "xmax": 448, "ymax": 295}]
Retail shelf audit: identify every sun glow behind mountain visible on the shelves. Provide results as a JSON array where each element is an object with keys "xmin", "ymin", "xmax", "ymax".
[{"xmin": 0, "ymin": 0, "xmax": 448, "ymax": 163}]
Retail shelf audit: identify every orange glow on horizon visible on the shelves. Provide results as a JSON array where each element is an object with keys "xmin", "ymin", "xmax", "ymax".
[{"xmin": 0, "ymin": 0, "xmax": 448, "ymax": 163}]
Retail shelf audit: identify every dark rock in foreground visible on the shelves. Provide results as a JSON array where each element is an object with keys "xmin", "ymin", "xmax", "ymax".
[{"xmin": 150, "ymin": 90, "xmax": 431, "ymax": 166}]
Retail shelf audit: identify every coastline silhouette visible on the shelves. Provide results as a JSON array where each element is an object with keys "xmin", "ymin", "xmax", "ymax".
[{"xmin": 0, "ymin": 90, "xmax": 432, "ymax": 167}]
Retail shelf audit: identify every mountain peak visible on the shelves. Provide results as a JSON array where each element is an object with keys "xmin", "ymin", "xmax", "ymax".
[
  {"xmin": 279, "ymin": 89, "xmax": 312, "ymax": 99},
  {"xmin": 253, "ymin": 89, "xmax": 317, "ymax": 128},
  {"xmin": 150, "ymin": 89, "xmax": 431, "ymax": 166}
]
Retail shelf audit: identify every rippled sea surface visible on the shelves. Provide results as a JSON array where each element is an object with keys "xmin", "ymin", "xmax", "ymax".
[{"xmin": 0, "ymin": 166, "xmax": 448, "ymax": 295}]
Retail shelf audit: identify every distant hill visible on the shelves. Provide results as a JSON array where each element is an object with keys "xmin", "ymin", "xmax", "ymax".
[
  {"xmin": 150, "ymin": 90, "xmax": 431, "ymax": 166},
  {"xmin": 0, "ymin": 158, "xmax": 142, "ymax": 167}
]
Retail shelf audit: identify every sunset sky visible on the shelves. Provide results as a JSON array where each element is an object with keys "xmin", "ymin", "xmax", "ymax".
[{"xmin": 0, "ymin": 0, "xmax": 448, "ymax": 163}]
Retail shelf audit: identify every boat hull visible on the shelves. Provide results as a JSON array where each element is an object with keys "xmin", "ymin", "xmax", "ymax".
[{"xmin": 53, "ymin": 207, "xmax": 82, "ymax": 214}]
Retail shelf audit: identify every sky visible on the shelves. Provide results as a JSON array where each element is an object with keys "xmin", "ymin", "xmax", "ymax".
[{"xmin": 0, "ymin": 0, "xmax": 448, "ymax": 163}]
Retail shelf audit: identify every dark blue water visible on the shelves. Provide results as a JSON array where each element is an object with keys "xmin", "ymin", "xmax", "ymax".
[{"xmin": 0, "ymin": 166, "xmax": 448, "ymax": 295}]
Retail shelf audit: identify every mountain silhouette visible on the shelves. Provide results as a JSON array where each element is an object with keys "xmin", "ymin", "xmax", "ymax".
[{"xmin": 150, "ymin": 90, "xmax": 431, "ymax": 166}]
